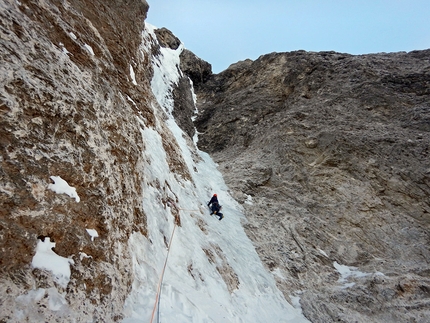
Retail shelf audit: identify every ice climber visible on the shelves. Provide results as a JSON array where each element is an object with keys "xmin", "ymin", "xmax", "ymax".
[{"xmin": 207, "ymin": 194, "xmax": 224, "ymax": 221}]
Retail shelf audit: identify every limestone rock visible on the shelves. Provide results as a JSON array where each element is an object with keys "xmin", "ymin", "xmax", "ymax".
[
  {"xmin": 180, "ymin": 49, "xmax": 212, "ymax": 88},
  {"xmin": 172, "ymin": 76, "xmax": 196, "ymax": 138},
  {"xmin": 154, "ymin": 27, "xmax": 181, "ymax": 50},
  {"xmin": 195, "ymin": 49, "xmax": 430, "ymax": 322},
  {"xmin": 153, "ymin": 27, "xmax": 211, "ymax": 138},
  {"xmin": 1, "ymin": 0, "xmax": 150, "ymax": 321}
]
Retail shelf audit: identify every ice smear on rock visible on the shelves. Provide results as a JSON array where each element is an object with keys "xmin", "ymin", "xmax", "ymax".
[{"xmin": 122, "ymin": 23, "xmax": 310, "ymax": 323}]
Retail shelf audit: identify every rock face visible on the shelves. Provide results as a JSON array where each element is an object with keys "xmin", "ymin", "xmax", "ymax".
[
  {"xmin": 153, "ymin": 28, "xmax": 212, "ymax": 139},
  {"xmin": 0, "ymin": 0, "xmax": 152, "ymax": 321},
  {"xmin": 2, "ymin": 0, "xmax": 429, "ymax": 321},
  {"xmin": 2, "ymin": 1, "xmax": 253, "ymax": 321},
  {"xmin": 180, "ymin": 49, "xmax": 212, "ymax": 88},
  {"xmin": 195, "ymin": 50, "xmax": 430, "ymax": 322},
  {"xmin": 154, "ymin": 27, "xmax": 181, "ymax": 50}
]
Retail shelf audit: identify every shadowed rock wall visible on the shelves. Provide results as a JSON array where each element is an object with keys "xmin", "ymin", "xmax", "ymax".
[{"xmin": 195, "ymin": 50, "xmax": 430, "ymax": 322}]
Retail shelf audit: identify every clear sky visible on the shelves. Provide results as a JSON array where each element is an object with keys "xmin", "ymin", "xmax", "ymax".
[{"xmin": 146, "ymin": 0, "xmax": 430, "ymax": 73}]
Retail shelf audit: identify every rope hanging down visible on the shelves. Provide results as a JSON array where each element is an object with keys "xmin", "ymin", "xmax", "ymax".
[{"xmin": 149, "ymin": 221, "xmax": 178, "ymax": 323}]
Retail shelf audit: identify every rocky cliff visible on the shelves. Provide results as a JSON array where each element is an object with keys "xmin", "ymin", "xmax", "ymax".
[
  {"xmin": 0, "ymin": 0, "xmax": 154, "ymax": 320},
  {"xmin": 194, "ymin": 50, "xmax": 430, "ymax": 322},
  {"xmin": 0, "ymin": 1, "xmax": 309, "ymax": 322},
  {"xmin": 2, "ymin": 0, "xmax": 429, "ymax": 322}
]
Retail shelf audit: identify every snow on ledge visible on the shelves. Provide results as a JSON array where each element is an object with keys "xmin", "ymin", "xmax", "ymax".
[
  {"xmin": 84, "ymin": 44, "xmax": 94, "ymax": 56},
  {"xmin": 86, "ymin": 228, "xmax": 99, "ymax": 241},
  {"xmin": 48, "ymin": 176, "xmax": 80, "ymax": 202},
  {"xmin": 31, "ymin": 237, "xmax": 74, "ymax": 288},
  {"xmin": 244, "ymin": 194, "xmax": 254, "ymax": 205},
  {"xmin": 69, "ymin": 32, "xmax": 77, "ymax": 40},
  {"xmin": 130, "ymin": 64, "xmax": 137, "ymax": 85},
  {"xmin": 79, "ymin": 252, "xmax": 92, "ymax": 261}
]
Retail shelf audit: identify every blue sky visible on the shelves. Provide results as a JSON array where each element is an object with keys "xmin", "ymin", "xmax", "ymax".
[{"xmin": 147, "ymin": 1, "xmax": 430, "ymax": 73}]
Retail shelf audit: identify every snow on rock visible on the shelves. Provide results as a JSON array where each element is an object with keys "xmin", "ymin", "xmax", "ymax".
[
  {"xmin": 333, "ymin": 261, "xmax": 370, "ymax": 289},
  {"xmin": 31, "ymin": 237, "xmax": 74, "ymax": 288},
  {"xmin": 58, "ymin": 42, "xmax": 70, "ymax": 55},
  {"xmin": 69, "ymin": 32, "xmax": 77, "ymax": 40},
  {"xmin": 1, "ymin": 1, "xmax": 147, "ymax": 321},
  {"xmin": 79, "ymin": 252, "xmax": 92, "ymax": 261},
  {"xmin": 48, "ymin": 176, "xmax": 80, "ymax": 202},
  {"xmin": 86, "ymin": 228, "xmax": 99, "ymax": 241},
  {"xmin": 83, "ymin": 43, "xmax": 94, "ymax": 55},
  {"xmin": 244, "ymin": 194, "xmax": 254, "ymax": 205},
  {"xmin": 318, "ymin": 248, "xmax": 329, "ymax": 258},
  {"xmin": 130, "ymin": 64, "xmax": 138, "ymax": 85}
]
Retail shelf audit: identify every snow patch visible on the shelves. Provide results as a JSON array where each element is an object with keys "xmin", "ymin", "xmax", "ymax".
[
  {"xmin": 58, "ymin": 42, "xmax": 70, "ymax": 55},
  {"xmin": 244, "ymin": 194, "xmax": 254, "ymax": 205},
  {"xmin": 15, "ymin": 287, "xmax": 72, "ymax": 319},
  {"xmin": 79, "ymin": 252, "xmax": 92, "ymax": 261},
  {"xmin": 69, "ymin": 32, "xmax": 77, "ymax": 40},
  {"xmin": 16, "ymin": 288, "xmax": 45, "ymax": 305},
  {"xmin": 130, "ymin": 64, "xmax": 137, "ymax": 85},
  {"xmin": 333, "ymin": 261, "xmax": 370, "ymax": 289},
  {"xmin": 127, "ymin": 95, "xmax": 138, "ymax": 107},
  {"xmin": 31, "ymin": 237, "xmax": 74, "ymax": 288},
  {"xmin": 48, "ymin": 176, "xmax": 80, "ymax": 202},
  {"xmin": 84, "ymin": 44, "xmax": 94, "ymax": 56},
  {"xmin": 86, "ymin": 228, "xmax": 99, "ymax": 241}
]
